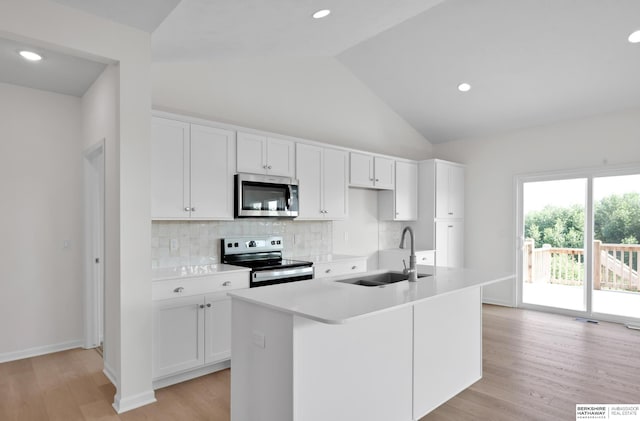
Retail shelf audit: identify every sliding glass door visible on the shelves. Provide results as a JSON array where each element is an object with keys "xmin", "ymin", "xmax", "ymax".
[
  {"xmin": 521, "ymin": 178, "xmax": 587, "ymax": 311},
  {"xmin": 592, "ymin": 174, "xmax": 640, "ymax": 319},
  {"xmin": 518, "ymin": 168, "xmax": 640, "ymax": 322}
]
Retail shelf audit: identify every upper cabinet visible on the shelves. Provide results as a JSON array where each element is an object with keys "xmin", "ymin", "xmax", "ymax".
[
  {"xmin": 349, "ymin": 152, "xmax": 395, "ymax": 190},
  {"xmin": 435, "ymin": 161, "xmax": 465, "ymax": 219},
  {"xmin": 296, "ymin": 144, "xmax": 348, "ymax": 220},
  {"xmin": 151, "ymin": 116, "xmax": 235, "ymax": 220},
  {"xmin": 237, "ymin": 132, "xmax": 295, "ymax": 177},
  {"xmin": 379, "ymin": 160, "xmax": 418, "ymax": 221}
]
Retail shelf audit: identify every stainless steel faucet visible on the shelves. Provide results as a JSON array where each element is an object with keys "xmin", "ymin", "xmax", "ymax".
[{"xmin": 399, "ymin": 226, "xmax": 418, "ymax": 282}]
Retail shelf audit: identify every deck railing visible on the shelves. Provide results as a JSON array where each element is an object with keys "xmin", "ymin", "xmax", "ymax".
[{"xmin": 524, "ymin": 239, "xmax": 640, "ymax": 291}]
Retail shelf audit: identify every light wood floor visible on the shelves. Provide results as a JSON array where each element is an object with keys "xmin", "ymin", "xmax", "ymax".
[{"xmin": 2, "ymin": 305, "xmax": 639, "ymax": 420}]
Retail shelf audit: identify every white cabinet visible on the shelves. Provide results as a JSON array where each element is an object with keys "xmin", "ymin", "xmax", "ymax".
[
  {"xmin": 152, "ymin": 270, "xmax": 249, "ymax": 385},
  {"xmin": 379, "ymin": 249, "xmax": 435, "ymax": 271},
  {"xmin": 378, "ymin": 160, "xmax": 418, "ymax": 221},
  {"xmin": 414, "ymin": 159, "xmax": 465, "ymax": 267},
  {"xmin": 296, "ymin": 144, "xmax": 348, "ymax": 220},
  {"xmin": 435, "ymin": 161, "xmax": 464, "ymax": 219},
  {"xmin": 349, "ymin": 152, "xmax": 394, "ymax": 190},
  {"xmin": 237, "ymin": 132, "xmax": 295, "ymax": 177},
  {"xmin": 313, "ymin": 256, "xmax": 367, "ymax": 279},
  {"xmin": 151, "ymin": 116, "xmax": 235, "ymax": 220},
  {"xmin": 435, "ymin": 220, "xmax": 464, "ymax": 268}
]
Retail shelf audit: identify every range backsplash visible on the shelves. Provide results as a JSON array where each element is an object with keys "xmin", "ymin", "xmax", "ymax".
[
  {"xmin": 151, "ymin": 220, "xmax": 332, "ymax": 269},
  {"xmin": 151, "ymin": 220, "xmax": 405, "ymax": 269}
]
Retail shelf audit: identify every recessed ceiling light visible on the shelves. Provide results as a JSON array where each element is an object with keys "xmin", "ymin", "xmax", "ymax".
[
  {"xmin": 457, "ymin": 82, "xmax": 471, "ymax": 92},
  {"xmin": 19, "ymin": 50, "xmax": 42, "ymax": 61},
  {"xmin": 629, "ymin": 30, "xmax": 640, "ymax": 43},
  {"xmin": 312, "ymin": 9, "xmax": 331, "ymax": 19}
]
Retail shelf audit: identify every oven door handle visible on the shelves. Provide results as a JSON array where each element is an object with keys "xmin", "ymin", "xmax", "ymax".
[
  {"xmin": 253, "ymin": 266, "xmax": 313, "ymax": 282},
  {"xmin": 286, "ymin": 185, "xmax": 292, "ymax": 210}
]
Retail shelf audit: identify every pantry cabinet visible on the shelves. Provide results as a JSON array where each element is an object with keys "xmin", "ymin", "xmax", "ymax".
[
  {"xmin": 237, "ymin": 132, "xmax": 295, "ymax": 177},
  {"xmin": 151, "ymin": 116, "xmax": 235, "ymax": 220},
  {"xmin": 296, "ymin": 144, "xmax": 348, "ymax": 220},
  {"xmin": 349, "ymin": 152, "xmax": 395, "ymax": 190},
  {"xmin": 414, "ymin": 159, "xmax": 465, "ymax": 268}
]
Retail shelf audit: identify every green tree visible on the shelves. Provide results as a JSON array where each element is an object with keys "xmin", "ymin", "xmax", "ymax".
[
  {"xmin": 594, "ymin": 193, "xmax": 640, "ymax": 244},
  {"xmin": 525, "ymin": 204, "xmax": 584, "ymax": 248}
]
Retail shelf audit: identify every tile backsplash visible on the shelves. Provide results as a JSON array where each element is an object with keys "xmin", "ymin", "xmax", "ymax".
[{"xmin": 151, "ymin": 220, "xmax": 333, "ymax": 269}]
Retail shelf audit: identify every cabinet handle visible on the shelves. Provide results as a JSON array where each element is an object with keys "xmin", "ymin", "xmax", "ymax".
[
  {"xmin": 375, "ymin": 178, "xmax": 379, "ymax": 182},
  {"xmin": 263, "ymin": 165, "xmax": 268, "ymax": 169},
  {"xmin": 448, "ymin": 225, "xmax": 453, "ymax": 228},
  {"xmin": 422, "ymin": 257, "xmax": 427, "ymax": 261},
  {"xmin": 199, "ymin": 304, "xmax": 205, "ymax": 309},
  {"xmin": 191, "ymin": 207, "xmax": 196, "ymax": 212},
  {"xmin": 267, "ymin": 165, "xmax": 272, "ymax": 169},
  {"xmin": 173, "ymin": 287, "xmax": 184, "ymax": 293},
  {"xmin": 223, "ymin": 281, "xmax": 231, "ymax": 286},
  {"xmin": 184, "ymin": 207, "xmax": 191, "ymax": 212},
  {"xmin": 369, "ymin": 178, "xmax": 374, "ymax": 181},
  {"xmin": 325, "ymin": 269, "xmax": 331, "ymax": 273},
  {"xmin": 206, "ymin": 303, "xmax": 212, "ymax": 308},
  {"xmin": 351, "ymin": 266, "xmax": 357, "ymax": 270},
  {"xmin": 448, "ymin": 212, "xmax": 453, "ymax": 215},
  {"xmin": 395, "ymin": 212, "xmax": 399, "ymax": 216}
]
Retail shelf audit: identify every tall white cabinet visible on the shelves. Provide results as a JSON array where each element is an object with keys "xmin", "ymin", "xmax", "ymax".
[{"xmin": 413, "ymin": 159, "xmax": 465, "ymax": 267}]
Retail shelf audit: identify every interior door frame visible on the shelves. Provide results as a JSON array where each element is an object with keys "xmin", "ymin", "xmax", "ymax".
[
  {"xmin": 515, "ymin": 163, "xmax": 640, "ymax": 324},
  {"xmin": 83, "ymin": 139, "xmax": 105, "ymax": 349}
]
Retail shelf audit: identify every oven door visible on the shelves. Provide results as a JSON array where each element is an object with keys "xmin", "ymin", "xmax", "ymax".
[
  {"xmin": 251, "ymin": 266, "xmax": 313, "ymax": 287},
  {"xmin": 235, "ymin": 173, "xmax": 299, "ymax": 218}
]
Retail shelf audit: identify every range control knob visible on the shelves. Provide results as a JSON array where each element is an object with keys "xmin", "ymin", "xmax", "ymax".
[{"xmin": 248, "ymin": 240, "xmax": 256, "ymax": 247}]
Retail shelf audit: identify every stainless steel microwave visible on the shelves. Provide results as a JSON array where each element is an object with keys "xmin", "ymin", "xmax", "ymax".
[{"xmin": 235, "ymin": 173, "xmax": 299, "ymax": 218}]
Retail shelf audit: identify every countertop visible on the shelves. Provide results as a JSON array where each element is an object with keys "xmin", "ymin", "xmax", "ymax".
[
  {"xmin": 152, "ymin": 263, "xmax": 250, "ymax": 281},
  {"xmin": 228, "ymin": 266, "xmax": 513, "ymax": 324}
]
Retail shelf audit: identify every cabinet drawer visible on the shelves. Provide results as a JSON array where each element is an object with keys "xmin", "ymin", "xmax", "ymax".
[
  {"xmin": 314, "ymin": 259, "xmax": 367, "ymax": 279},
  {"xmin": 153, "ymin": 272, "xmax": 249, "ymax": 300},
  {"xmin": 415, "ymin": 251, "xmax": 435, "ymax": 266}
]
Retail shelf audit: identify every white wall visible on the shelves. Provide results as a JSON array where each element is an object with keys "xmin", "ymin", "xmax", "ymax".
[
  {"xmin": 0, "ymin": 82, "xmax": 83, "ymax": 360},
  {"xmin": 434, "ymin": 107, "xmax": 640, "ymax": 306},
  {"xmin": 0, "ymin": 0, "xmax": 152, "ymax": 412},
  {"xmin": 81, "ymin": 65, "xmax": 119, "ymax": 380},
  {"xmin": 151, "ymin": 57, "xmax": 432, "ymax": 160}
]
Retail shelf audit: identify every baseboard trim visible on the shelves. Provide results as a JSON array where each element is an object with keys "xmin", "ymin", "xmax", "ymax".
[
  {"xmin": 103, "ymin": 362, "xmax": 118, "ymax": 387},
  {"xmin": 0, "ymin": 339, "xmax": 83, "ymax": 363},
  {"xmin": 482, "ymin": 298, "xmax": 514, "ymax": 307},
  {"xmin": 112, "ymin": 390, "xmax": 156, "ymax": 414},
  {"xmin": 152, "ymin": 359, "xmax": 231, "ymax": 390}
]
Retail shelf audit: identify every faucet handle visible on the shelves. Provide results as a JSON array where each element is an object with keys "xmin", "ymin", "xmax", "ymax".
[{"xmin": 402, "ymin": 259, "xmax": 408, "ymax": 274}]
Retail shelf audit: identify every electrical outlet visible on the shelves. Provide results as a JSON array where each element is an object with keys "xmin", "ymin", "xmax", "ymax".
[{"xmin": 170, "ymin": 238, "xmax": 178, "ymax": 251}]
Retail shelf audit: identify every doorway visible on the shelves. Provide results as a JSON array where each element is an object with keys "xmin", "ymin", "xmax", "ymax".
[
  {"xmin": 84, "ymin": 140, "xmax": 105, "ymax": 351},
  {"xmin": 517, "ymin": 167, "xmax": 640, "ymax": 323}
]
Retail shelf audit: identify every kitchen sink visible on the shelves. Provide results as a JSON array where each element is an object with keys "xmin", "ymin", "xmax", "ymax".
[{"xmin": 337, "ymin": 271, "xmax": 431, "ymax": 287}]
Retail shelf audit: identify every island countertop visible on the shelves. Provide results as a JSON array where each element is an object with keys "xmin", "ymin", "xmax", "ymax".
[{"xmin": 228, "ymin": 266, "xmax": 513, "ymax": 324}]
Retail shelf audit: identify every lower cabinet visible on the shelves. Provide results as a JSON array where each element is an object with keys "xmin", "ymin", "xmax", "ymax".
[{"xmin": 153, "ymin": 292, "xmax": 232, "ymax": 382}]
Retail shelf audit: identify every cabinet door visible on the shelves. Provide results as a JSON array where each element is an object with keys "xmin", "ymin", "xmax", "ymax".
[
  {"xmin": 237, "ymin": 132, "xmax": 267, "ymax": 174},
  {"xmin": 151, "ymin": 117, "xmax": 190, "ymax": 218},
  {"xmin": 266, "ymin": 137, "xmax": 295, "ymax": 177},
  {"xmin": 394, "ymin": 161, "xmax": 417, "ymax": 220},
  {"xmin": 435, "ymin": 162, "xmax": 465, "ymax": 218},
  {"xmin": 435, "ymin": 220, "xmax": 464, "ymax": 268},
  {"xmin": 190, "ymin": 124, "xmax": 235, "ymax": 219},
  {"xmin": 296, "ymin": 144, "xmax": 323, "ymax": 219},
  {"xmin": 448, "ymin": 164, "xmax": 465, "ymax": 218},
  {"xmin": 153, "ymin": 295, "xmax": 204, "ymax": 379},
  {"xmin": 374, "ymin": 156, "xmax": 395, "ymax": 190},
  {"xmin": 349, "ymin": 152, "xmax": 374, "ymax": 187},
  {"xmin": 322, "ymin": 148, "xmax": 348, "ymax": 220},
  {"xmin": 204, "ymin": 294, "xmax": 232, "ymax": 364}
]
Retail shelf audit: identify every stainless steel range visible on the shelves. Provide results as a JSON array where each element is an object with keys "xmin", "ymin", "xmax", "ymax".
[{"xmin": 221, "ymin": 236, "xmax": 313, "ymax": 287}]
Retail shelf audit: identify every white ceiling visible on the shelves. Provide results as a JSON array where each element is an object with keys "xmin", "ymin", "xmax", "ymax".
[
  {"xmin": 5, "ymin": 0, "xmax": 640, "ymax": 142},
  {"xmin": 0, "ymin": 36, "xmax": 106, "ymax": 97}
]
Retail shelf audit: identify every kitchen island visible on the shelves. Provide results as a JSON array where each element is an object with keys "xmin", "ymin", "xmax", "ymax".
[{"xmin": 228, "ymin": 266, "xmax": 512, "ymax": 421}]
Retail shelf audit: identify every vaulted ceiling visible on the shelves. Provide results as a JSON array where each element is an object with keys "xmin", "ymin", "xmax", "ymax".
[{"xmin": 7, "ymin": 0, "xmax": 640, "ymax": 143}]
